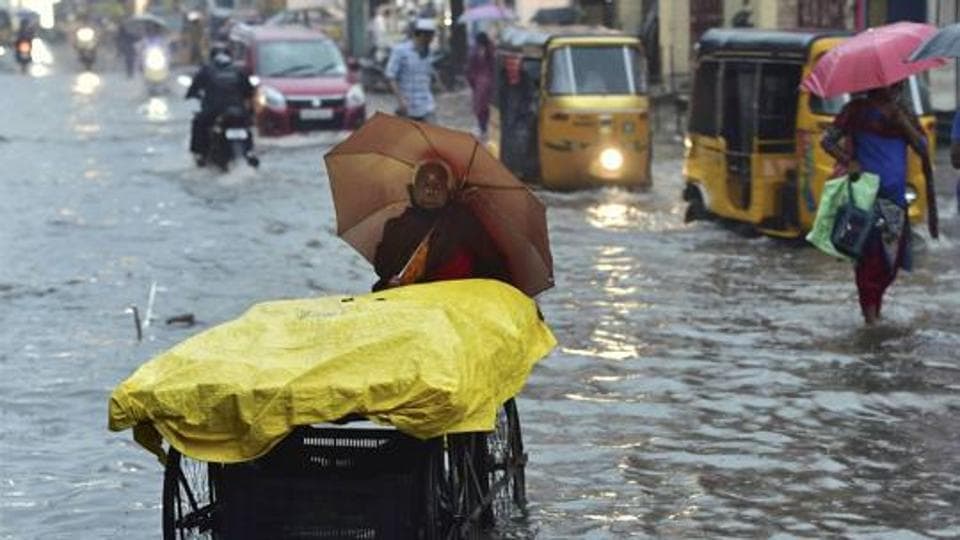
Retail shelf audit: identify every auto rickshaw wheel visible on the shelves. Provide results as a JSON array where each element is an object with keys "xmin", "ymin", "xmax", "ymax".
[
  {"xmin": 162, "ymin": 447, "xmax": 220, "ymax": 540},
  {"xmin": 683, "ymin": 183, "xmax": 710, "ymax": 223}
]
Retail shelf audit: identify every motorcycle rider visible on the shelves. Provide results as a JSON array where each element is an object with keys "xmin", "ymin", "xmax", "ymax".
[{"xmin": 185, "ymin": 43, "xmax": 257, "ymax": 167}]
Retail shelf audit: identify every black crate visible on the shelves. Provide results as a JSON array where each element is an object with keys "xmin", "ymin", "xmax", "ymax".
[{"xmin": 216, "ymin": 425, "xmax": 438, "ymax": 539}]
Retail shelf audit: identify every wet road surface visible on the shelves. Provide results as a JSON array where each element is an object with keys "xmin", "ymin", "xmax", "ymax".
[{"xmin": 2, "ymin": 44, "xmax": 959, "ymax": 539}]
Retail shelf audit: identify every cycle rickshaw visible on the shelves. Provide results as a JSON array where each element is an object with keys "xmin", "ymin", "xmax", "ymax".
[
  {"xmin": 162, "ymin": 401, "xmax": 526, "ymax": 539},
  {"xmin": 110, "ymin": 280, "xmax": 556, "ymax": 539}
]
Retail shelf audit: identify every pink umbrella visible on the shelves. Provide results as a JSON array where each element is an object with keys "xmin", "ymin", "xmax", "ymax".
[
  {"xmin": 800, "ymin": 22, "xmax": 946, "ymax": 98},
  {"xmin": 457, "ymin": 4, "xmax": 516, "ymax": 24}
]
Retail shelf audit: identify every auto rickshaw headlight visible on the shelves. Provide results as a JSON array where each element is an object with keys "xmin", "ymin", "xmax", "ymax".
[
  {"xmin": 599, "ymin": 147, "xmax": 624, "ymax": 172},
  {"xmin": 905, "ymin": 185, "xmax": 918, "ymax": 206}
]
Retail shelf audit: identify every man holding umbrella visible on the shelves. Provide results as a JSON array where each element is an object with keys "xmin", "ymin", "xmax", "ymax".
[{"xmin": 325, "ymin": 112, "xmax": 554, "ymax": 299}]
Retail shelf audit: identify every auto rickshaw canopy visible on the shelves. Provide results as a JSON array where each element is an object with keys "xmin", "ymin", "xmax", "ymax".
[{"xmin": 109, "ymin": 279, "xmax": 556, "ymax": 463}]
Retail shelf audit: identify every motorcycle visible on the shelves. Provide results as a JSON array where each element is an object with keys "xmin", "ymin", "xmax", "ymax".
[
  {"xmin": 202, "ymin": 106, "xmax": 259, "ymax": 171},
  {"xmin": 143, "ymin": 44, "xmax": 169, "ymax": 95},
  {"xmin": 74, "ymin": 26, "xmax": 97, "ymax": 70},
  {"xmin": 358, "ymin": 45, "xmax": 391, "ymax": 93},
  {"xmin": 14, "ymin": 37, "xmax": 31, "ymax": 73}
]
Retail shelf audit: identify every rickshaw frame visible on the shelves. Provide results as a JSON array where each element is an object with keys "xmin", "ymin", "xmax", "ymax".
[{"xmin": 161, "ymin": 399, "xmax": 527, "ymax": 539}]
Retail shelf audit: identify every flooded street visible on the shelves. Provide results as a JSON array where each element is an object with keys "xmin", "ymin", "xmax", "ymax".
[{"xmin": 2, "ymin": 45, "xmax": 959, "ymax": 539}]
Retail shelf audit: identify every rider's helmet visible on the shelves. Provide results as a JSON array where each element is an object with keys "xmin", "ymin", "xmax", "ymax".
[{"xmin": 209, "ymin": 42, "xmax": 233, "ymax": 68}]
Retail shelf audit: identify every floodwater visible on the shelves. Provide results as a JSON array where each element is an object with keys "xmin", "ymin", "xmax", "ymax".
[{"xmin": 1, "ymin": 45, "xmax": 959, "ymax": 539}]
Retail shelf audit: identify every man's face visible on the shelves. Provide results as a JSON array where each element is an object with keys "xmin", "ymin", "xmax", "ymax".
[
  {"xmin": 414, "ymin": 31, "xmax": 434, "ymax": 48},
  {"xmin": 412, "ymin": 167, "xmax": 449, "ymax": 209}
]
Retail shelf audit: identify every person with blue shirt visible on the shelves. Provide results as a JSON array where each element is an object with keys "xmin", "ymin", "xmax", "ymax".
[
  {"xmin": 821, "ymin": 82, "xmax": 932, "ymax": 324},
  {"xmin": 385, "ymin": 18, "xmax": 437, "ymax": 122}
]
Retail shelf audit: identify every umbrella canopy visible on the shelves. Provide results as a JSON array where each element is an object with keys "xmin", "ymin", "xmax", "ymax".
[
  {"xmin": 909, "ymin": 22, "xmax": 960, "ymax": 61},
  {"xmin": 458, "ymin": 4, "xmax": 516, "ymax": 24},
  {"xmin": 801, "ymin": 22, "xmax": 946, "ymax": 98},
  {"xmin": 324, "ymin": 112, "xmax": 554, "ymax": 296},
  {"xmin": 123, "ymin": 14, "xmax": 169, "ymax": 36}
]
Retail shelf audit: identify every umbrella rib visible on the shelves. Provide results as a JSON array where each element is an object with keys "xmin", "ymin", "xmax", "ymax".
[
  {"xmin": 461, "ymin": 141, "xmax": 479, "ymax": 189},
  {"xmin": 410, "ymin": 121, "xmax": 441, "ymax": 161}
]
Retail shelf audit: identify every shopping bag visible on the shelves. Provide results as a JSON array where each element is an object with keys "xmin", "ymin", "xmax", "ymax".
[
  {"xmin": 830, "ymin": 177, "xmax": 876, "ymax": 259},
  {"xmin": 806, "ymin": 172, "xmax": 879, "ymax": 261}
]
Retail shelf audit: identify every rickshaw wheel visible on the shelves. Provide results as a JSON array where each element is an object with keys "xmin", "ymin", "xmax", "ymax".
[
  {"xmin": 423, "ymin": 435, "xmax": 481, "ymax": 540},
  {"xmin": 481, "ymin": 399, "xmax": 527, "ymax": 530},
  {"xmin": 162, "ymin": 447, "xmax": 219, "ymax": 540}
]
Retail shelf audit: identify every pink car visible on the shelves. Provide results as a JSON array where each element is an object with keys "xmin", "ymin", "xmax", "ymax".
[{"xmin": 230, "ymin": 25, "xmax": 366, "ymax": 136}]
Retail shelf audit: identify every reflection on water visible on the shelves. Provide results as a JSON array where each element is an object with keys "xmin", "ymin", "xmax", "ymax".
[
  {"xmin": 138, "ymin": 97, "xmax": 170, "ymax": 122},
  {"xmin": 588, "ymin": 202, "xmax": 632, "ymax": 229},
  {"xmin": 72, "ymin": 72, "xmax": 101, "ymax": 95}
]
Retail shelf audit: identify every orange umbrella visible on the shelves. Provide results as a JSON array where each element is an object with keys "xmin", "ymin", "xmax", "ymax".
[{"xmin": 324, "ymin": 112, "xmax": 554, "ymax": 296}]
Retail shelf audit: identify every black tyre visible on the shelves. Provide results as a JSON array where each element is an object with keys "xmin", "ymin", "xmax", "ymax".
[
  {"xmin": 483, "ymin": 399, "xmax": 527, "ymax": 528},
  {"xmin": 683, "ymin": 184, "xmax": 709, "ymax": 223},
  {"xmin": 162, "ymin": 448, "xmax": 219, "ymax": 540}
]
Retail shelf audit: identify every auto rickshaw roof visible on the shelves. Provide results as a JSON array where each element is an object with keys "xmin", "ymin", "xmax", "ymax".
[
  {"xmin": 499, "ymin": 25, "xmax": 636, "ymax": 55},
  {"xmin": 697, "ymin": 28, "xmax": 852, "ymax": 59}
]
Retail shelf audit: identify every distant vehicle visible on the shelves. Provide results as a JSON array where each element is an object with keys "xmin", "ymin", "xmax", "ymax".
[
  {"xmin": 489, "ymin": 26, "xmax": 651, "ymax": 191},
  {"xmin": 14, "ymin": 36, "xmax": 32, "ymax": 73},
  {"xmin": 229, "ymin": 24, "xmax": 365, "ymax": 136},
  {"xmin": 74, "ymin": 25, "xmax": 97, "ymax": 70},
  {"xmin": 142, "ymin": 42, "xmax": 170, "ymax": 94}
]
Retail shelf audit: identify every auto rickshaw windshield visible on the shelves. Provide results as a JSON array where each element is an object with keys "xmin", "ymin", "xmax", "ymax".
[
  {"xmin": 809, "ymin": 74, "xmax": 932, "ymax": 116},
  {"xmin": 548, "ymin": 45, "xmax": 646, "ymax": 95}
]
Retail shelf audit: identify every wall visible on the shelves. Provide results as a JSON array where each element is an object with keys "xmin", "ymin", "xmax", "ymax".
[{"xmin": 515, "ymin": 0, "xmax": 568, "ymax": 24}]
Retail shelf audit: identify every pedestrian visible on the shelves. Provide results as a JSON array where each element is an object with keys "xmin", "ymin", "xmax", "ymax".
[
  {"xmin": 820, "ymin": 82, "xmax": 932, "ymax": 324},
  {"xmin": 372, "ymin": 159, "xmax": 510, "ymax": 291},
  {"xmin": 116, "ymin": 21, "xmax": 137, "ymax": 78},
  {"xmin": 467, "ymin": 31, "xmax": 495, "ymax": 140},
  {"xmin": 731, "ymin": 0, "xmax": 753, "ymax": 28},
  {"xmin": 367, "ymin": 6, "xmax": 387, "ymax": 57},
  {"xmin": 952, "ymin": 108, "xmax": 960, "ymax": 212},
  {"xmin": 385, "ymin": 18, "xmax": 436, "ymax": 122}
]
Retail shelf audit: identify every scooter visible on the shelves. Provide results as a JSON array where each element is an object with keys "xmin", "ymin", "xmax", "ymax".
[
  {"xmin": 202, "ymin": 106, "xmax": 259, "ymax": 171},
  {"xmin": 143, "ymin": 44, "xmax": 169, "ymax": 95},
  {"xmin": 14, "ymin": 37, "xmax": 31, "ymax": 74},
  {"xmin": 74, "ymin": 26, "xmax": 97, "ymax": 70}
]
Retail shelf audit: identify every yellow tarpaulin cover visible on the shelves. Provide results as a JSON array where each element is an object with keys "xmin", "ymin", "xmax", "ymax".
[{"xmin": 109, "ymin": 279, "xmax": 556, "ymax": 463}]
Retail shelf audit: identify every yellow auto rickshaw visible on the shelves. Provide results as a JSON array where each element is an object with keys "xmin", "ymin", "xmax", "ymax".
[
  {"xmin": 682, "ymin": 28, "xmax": 936, "ymax": 237},
  {"xmin": 489, "ymin": 26, "xmax": 652, "ymax": 190}
]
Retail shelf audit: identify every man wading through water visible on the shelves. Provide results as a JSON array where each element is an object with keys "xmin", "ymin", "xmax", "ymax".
[{"xmin": 385, "ymin": 18, "xmax": 437, "ymax": 123}]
